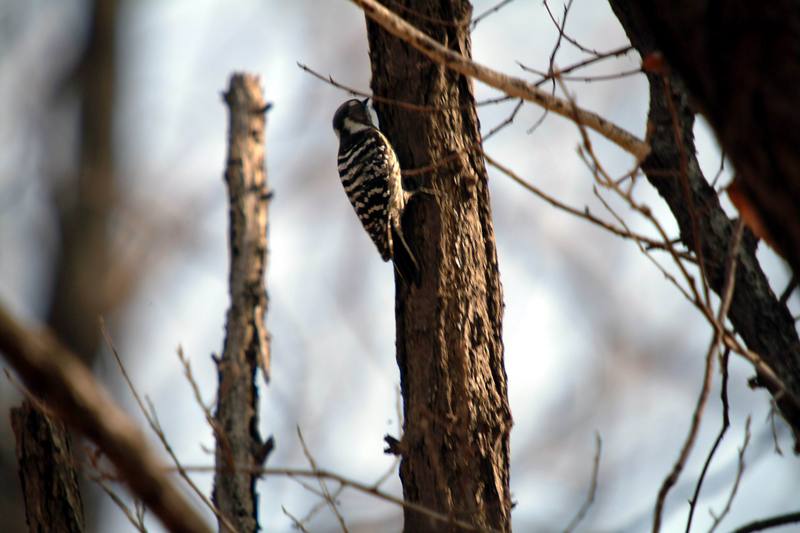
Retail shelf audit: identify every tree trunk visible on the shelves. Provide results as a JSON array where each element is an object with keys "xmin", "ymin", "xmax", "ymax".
[
  {"xmin": 606, "ymin": 1, "xmax": 800, "ymax": 281},
  {"xmin": 10, "ymin": 402, "xmax": 85, "ymax": 533},
  {"xmin": 365, "ymin": 2, "xmax": 512, "ymax": 532},
  {"xmin": 212, "ymin": 73, "xmax": 272, "ymax": 533},
  {"xmin": 610, "ymin": 0, "xmax": 800, "ymax": 449}
]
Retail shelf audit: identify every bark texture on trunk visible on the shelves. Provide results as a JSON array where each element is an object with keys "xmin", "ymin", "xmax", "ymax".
[
  {"xmin": 606, "ymin": 1, "xmax": 800, "ymax": 278},
  {"xmin": 212, "ymin": 73, "xmax": 272, "ymax": 533},
  {"xmin": 610, "ymin": 0, "xmax": 800, "ymax": 449},
  {"xmin": 10, "ymin": 401, "xmax": 85, "ymax": 533},
  {"xmin": 365, "ymin": 2, "xmax": 512, "ymax": 531}
]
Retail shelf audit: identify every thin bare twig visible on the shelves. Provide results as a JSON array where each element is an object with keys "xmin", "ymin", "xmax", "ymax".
[
  {"xmin": 297, "ymin": 427, "xmax": 349, "ymax": 532},
  {"xmin": 731, "ymin": 510, "xmax": 800, "ymax": 533},
  {"xmin": 282, "ymin": 506, "xmax": 312, "ymax": 533},
  {"xmin": 708, "ymin": 416, "xmax": 752, "ymax": 532},
  {"xmin": 546, "ymin": 0, "xmax": 573, "ymax": 86},
  {"xmin": 652, "ymin": 220, "xmax": 744, "ymax": 533},
  {"xmin": 483, "ymin": 99, "xmax": 524, "ymax": 141},
  {"xmin": 710, "ymin": 152, "xmax": 726, "ymax": 190},
  {"xmin": 542, "ymin": 0, "xmax": 613, "ymax": 57},
  {"xmin": 90, "ymin": 475, "xmax": 148, "ymax": 533},
  {"xmin": 471, "ymin": 0, "xmax": 515, "ymax": 28},
  {"xmin": 296, "ymin": 484, "xmax": 346, "ymax": 527},
  {"xmin": 778, "ymin": 274, "xmax": 798, "ymax": 307},
  {"xmin": 299, "ymin": 63, "xmax": 512, "ymax": 113},
  {"xmin": 564, "ymin": 433, "xmax": 602, "ymax": 533},
  {"xmin": 0, "ymin": 305, "xmax": 211, "ymax": 533},
  {"xmin": 767, "ymin": 401, "xmax": 784, "ymax": 456},
  {"xmin": 101, "ymin": 323, "xmax": 237, "ymax": 533},
  {"xmin": 685, "ymin": 348, "xmax": 731, "ymax": 533},
  {"xmin": 176, "ymin": 347, "xmax": 237, "ymax": 465},
  {"xmin": 528, "ymin": 44, "xmax": 634, "ymax": 87},
  {"xmin": 483, "ymin": 152, "xmax": 689, "ymax": 255},
  {"xmin": 558, "ymin": 74, "xmax": 709, "ymax": 319},
  {"xmin": 350, "ymin": 0, "xmax": 649, "ymax": 159},
  {"xmin": 182, "ymin": 464, "xmax": 500, "ymax": 533},
  {"xmin": 520, "ymin": 63, "xmax": 642, "ymax": 83}
]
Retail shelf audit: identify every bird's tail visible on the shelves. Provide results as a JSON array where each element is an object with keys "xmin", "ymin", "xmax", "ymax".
[{"xmin": 392, "ymin": 224, "xmax": 420, "ymax": 287}]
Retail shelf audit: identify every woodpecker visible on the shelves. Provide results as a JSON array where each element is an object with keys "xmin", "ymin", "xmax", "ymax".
[{"xmin": 332, "ymin": 98, "xmax": 419, "ymax": 284}]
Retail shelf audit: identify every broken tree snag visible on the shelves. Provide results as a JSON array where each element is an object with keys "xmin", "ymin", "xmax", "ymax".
[
  {"xmin": 365, "ymin": 2, "xmax": 512, "ymax": 532},
  {"xmin": 212, "ymin": 73, "xmax": 271, "ymax": 533},
  {"xmin": 610, "ymin": 0, "xmax": 800, "ymax": 448},
  {"xmin": 11, "ymin": 401, "xmax": 85, "ymax": 533}
]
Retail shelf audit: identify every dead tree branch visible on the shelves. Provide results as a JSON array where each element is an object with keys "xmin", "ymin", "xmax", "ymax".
[
  {"xmin": 185, "ymin": 464, "xmax": 501, "ymax": 533},
  {"xmin": 0, "ymin": 305, "xmax": 211, "ymax": 533},
  {"xmin": 731, "ymin": 510, "xmax": 800, "ymax": 533},
  {"xmin": 653, "ymin": 221, "xmax": 743, "ymax": 532},
  {"xmin": 563, "ymin": 433, "xmax": 602, "ymax": 533},
  {"xmin": 211, "ymin": 72, "xmax": 272, "ymax": 533},
  {"xmin": 350, "ymin": 0, "xmax": 650, "ymax": 160},
  {"xmin": 100, "ymin": 323, "xmax": 238, "ymax": 533}
]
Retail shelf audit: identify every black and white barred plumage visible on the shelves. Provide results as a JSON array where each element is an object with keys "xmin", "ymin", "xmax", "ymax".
[{"xmin": 332, "ymin": 98, "xmax": 419, "ymax": 284}]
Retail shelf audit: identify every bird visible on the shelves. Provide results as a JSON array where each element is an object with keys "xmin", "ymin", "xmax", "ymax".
[{"xmin": 332, "ymin": 98, "xmax": 419, "ymax": 285}]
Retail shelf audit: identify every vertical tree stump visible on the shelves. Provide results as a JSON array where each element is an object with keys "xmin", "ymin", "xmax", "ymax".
[{"xmin": 212, "ymin": 73, "xmax": 272, "ymax": 533}]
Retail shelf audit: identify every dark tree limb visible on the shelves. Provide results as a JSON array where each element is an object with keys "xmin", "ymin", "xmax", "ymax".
[
  {"xmin": 605, "ymin": 1, "xmax": 800, "ymax": 286},
  {"xmin": 0, "ymin": 306, "xmax": 211, "ymax": 533},
  {"xmin": 212, "ymin": 73, "xmax": 272, "ymax": 533},
  {"xmin": 10, "ymin": 401, "xmax": 85, "ymax": 533},
  {"xmin": 365, "ymin": 2, "xmax": 512, "ymax": 532},
  {"xmin": 610, "ymin": 0, "xmax": 800, "ymax": 446},
  {"xmin": 731, "ymin": 510, "xmax": 800, "ymax": 533}
]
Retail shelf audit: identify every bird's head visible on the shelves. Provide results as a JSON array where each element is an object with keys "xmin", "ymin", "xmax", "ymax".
[{"xmin": 332, "ymin": 98, "xmax": 373, "ymax": 139}]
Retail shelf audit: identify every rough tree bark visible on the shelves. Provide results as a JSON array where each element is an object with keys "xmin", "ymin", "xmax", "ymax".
[
  {"xmin": 211, "ymin": 73, "xmax": 272, "ymax": 533},
  {"xmin": 10, "ymin": 402, "xmax": 84, "ymax": 533},
  {"xmin": 365, "ymin": 2, "xmax": 512, "ymax": 531},
  {"xmin": 609, "ymin": 0, "xmax": 800, "ymax": 448},
  {"xmin": 605, "ymin": 1, "xmax": 800, "ymax": 281}
]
